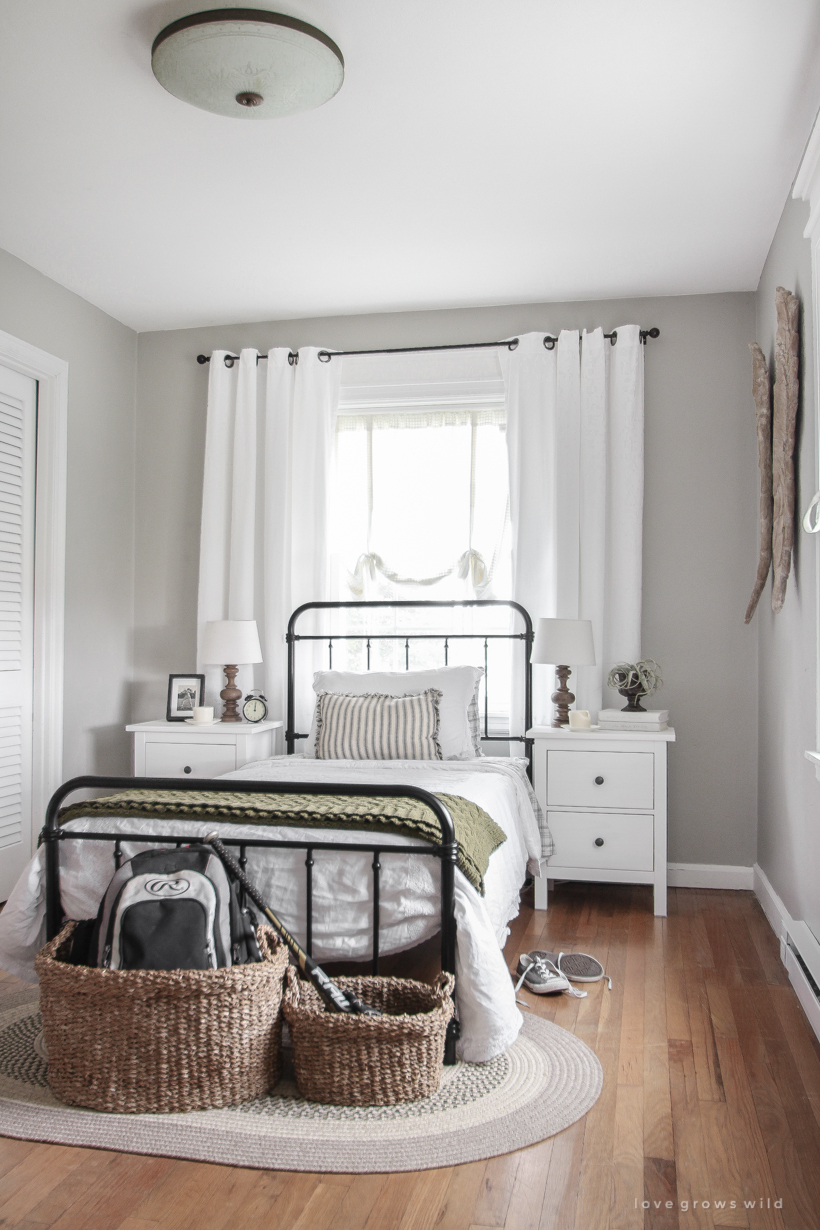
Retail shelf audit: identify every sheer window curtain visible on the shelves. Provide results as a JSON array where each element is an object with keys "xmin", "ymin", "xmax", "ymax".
[
  {"xmin": 197, "ymin": 347, "xmax": 341, "ymax": 726},
  {"xmin": 332, "ymin": 348, "xmax": 510, "ymax": 604},
  {"xmin": 502, "ymin": 327, "xmax": 644, "ymax": 725}
]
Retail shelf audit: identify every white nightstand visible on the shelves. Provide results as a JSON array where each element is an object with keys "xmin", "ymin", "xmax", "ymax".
[
  {"xmin": 126, "ymin": 720, "xmax": 283, "ymax": 779},
  {"xmin": 527, "ymin": 724, "xmax": 675, "ymax": 917}
]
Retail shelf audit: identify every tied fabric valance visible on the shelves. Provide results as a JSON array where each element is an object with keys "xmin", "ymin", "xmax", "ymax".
[{"xmin": 347, "ymin": 547, "xmax": 494, "ymax": 597}]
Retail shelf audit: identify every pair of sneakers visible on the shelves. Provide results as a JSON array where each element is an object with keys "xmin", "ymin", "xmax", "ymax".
[{"xmin": 513, "ymin": 949, "xmax": 611, "ymax": 1000}]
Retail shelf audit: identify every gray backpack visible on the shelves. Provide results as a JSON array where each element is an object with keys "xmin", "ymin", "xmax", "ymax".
[{"xmin": 86, "ymin": 844, "xmax": 260, "ymax": 970}]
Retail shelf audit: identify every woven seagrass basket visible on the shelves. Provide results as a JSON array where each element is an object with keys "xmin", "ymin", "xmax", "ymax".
[
  {"xmin": 282, "ymin": 966, "xmax": 455, "ymax": 1106},
  {"xmin": 35, "ymin": 922, "xmax": 288, "ymax": 1114}
]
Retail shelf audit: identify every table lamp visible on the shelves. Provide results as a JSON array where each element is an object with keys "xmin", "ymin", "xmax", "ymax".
[
  {"xmin": 531, "ymin": 618, "xmax": 596, "ymax": 728},
  {"xmin": 201, "ymin": 620, "xmax": 263, "ymax": 723}
]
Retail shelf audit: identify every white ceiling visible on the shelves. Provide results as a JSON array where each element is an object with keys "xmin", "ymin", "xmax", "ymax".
[{"xmin": 1, "ymin": 1, "xmax": 819, "ymax": 332}]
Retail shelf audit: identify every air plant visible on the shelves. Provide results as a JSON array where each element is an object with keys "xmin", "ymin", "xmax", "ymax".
[{"xmin": 607, "ymin": 660, "xmax": 662, "ymax": 712}]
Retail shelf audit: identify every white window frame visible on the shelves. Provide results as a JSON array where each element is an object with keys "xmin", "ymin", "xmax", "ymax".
[
  {"xmin": 793, "ymin": 116, "xmax": 820, "ymax": 779},
  {"xmin": 335, "ymin": 353, "xmax": 510, "ymax": 601}
]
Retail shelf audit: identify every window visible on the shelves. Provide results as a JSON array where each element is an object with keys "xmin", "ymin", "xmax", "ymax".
[
  {"xmin": 326, "ymin": 351, "xmax": 515, "ymax": 733},
  {"xmin": 333, "ymin": 409, "xmax": 510, "ymax": 602},
  {"xmin": 330, "ymin": 350, "xmax": 511, "ymax": 604}
]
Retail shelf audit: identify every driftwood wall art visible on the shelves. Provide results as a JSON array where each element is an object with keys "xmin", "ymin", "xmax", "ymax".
[
  {"xmin": 744, "ymin": 343, "xmax": 772, "ymax": 623},
  {"xmin": 771, "ymin": 286, "xmax": 800, "ymax": 612},
  {"xmin": 744, "ymin": 286, "xmax": 800, "ymax": 622}
]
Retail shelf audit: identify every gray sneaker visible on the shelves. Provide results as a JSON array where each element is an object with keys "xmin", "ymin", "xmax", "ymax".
[
  {"xmin": 529, "ymin": 950, "xmax": 612, "ymax": 988},
  {"xmin": 513, "ymin": 953, "xmax": 572, "ymax": 996}
]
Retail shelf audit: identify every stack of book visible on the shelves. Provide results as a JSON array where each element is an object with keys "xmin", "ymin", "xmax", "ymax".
[{"xmin": 598, "ymin": 708, "xmax": 669, "ymax": 732}]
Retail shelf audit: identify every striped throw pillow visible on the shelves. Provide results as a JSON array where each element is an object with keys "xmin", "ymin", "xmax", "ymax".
[
  {"xmin": 467, "ymin": 679, "xmax": 484, "ymax": 756},
  {"xmin": 314, "ymin": 690, "xmax": 443, "ymax": 760}
]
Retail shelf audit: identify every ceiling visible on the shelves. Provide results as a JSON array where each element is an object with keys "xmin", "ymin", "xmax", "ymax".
[{"xmin": 1, "ymin": 1, "xmax": 819, "ymax": 333}]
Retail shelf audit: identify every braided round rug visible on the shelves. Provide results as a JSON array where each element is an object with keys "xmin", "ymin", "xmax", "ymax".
[{"xmin": 0, "ymin": 988, "xmax": 602, "ymax": 1173}]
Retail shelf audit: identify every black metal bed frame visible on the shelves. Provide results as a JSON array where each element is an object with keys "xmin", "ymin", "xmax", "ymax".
[
  {"xmin": 286, "ymin": 599, "xmax": 534, "ymax": 772},
  {"xmin": 42, "ymin": 600, "xmax": 533, "ymax": 1067}
]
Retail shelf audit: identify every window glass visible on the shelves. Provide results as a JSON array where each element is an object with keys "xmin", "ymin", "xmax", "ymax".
[
  {"xmin": 332, "ymin": 410, "xmax": 510, "ymax": 603},
  {"xmin": 329, "ymin": 405, "xmax": 514, "ymax": 735}
]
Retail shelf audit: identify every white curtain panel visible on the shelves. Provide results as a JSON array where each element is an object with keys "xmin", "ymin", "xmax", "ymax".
[
  {"xmin": 276, "ymin": 348, "xmax": 341, "ymax": 732},
  {"xmin": 197, "ymin": 348, "xmax": 341, "ymax": 724},
  {"xmin": 503, "ymin": 327, "xmax": 644, "ymax": 725},
  {"xmin": 576, "ymin": 325, "xmax": 644, "ymax": 718}
]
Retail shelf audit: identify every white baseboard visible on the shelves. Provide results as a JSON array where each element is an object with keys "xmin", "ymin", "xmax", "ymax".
[
  {"xmin": 753, "ymin": 864, "xmax": 820, "ymax": 987},
  {"xmin": 784, "ymin": 944, "xmax": 820, "ymax": 1040},
  {"xmin": 667, "ymin": 863, "xmax": 754, "ymax": 890},
  {"xmin": 787, "ymin": 919, "xmax": 820, "ymax": 990},
  {"xmin": 753, "ymin": 862, "xmax": 820, "ymax": 1045},
  {"xmin": 753, "ymin": 863, "xmax": 791, "ymax": 951}
]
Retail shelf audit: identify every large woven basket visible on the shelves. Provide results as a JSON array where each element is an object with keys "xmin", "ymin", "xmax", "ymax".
[
  {"xmin": 35, "ymin": 922, "xmax": 289, "ymax": 1114},
  {"xmin": 282, "ymin": 966, "xmax": 455, "ymax": 1106}
]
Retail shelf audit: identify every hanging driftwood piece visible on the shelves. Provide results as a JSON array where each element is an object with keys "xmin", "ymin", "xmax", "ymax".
[
  {"xmin": 744, "ymin": 343, "xmax": 772, "ymax": 623},
  {"xmin": 771, "ymin": 286, "xmax": 800, "ymax": 613}
]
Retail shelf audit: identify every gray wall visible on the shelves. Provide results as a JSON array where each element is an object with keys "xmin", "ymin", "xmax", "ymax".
[
  {"xmin": 136, "ymin": 291, "xmax": 759, "ymax": 867},
  {"xmin": 0, "ymin": 247, "xmax": 137, "ymax": 778},
  {"xmin": 755, "ymin": 195, "xmax": 820, "ymax": 930}
]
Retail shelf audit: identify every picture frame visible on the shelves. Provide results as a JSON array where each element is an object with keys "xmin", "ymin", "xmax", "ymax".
[{"xmin": 166, "ymin": 674, "xmax": 205, "ymax": 722}]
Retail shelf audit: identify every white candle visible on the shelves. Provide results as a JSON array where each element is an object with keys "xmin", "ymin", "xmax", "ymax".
[
  {"xmin": 568, "ymin": 709, "xmax": 591, "ymax": 730},
  {"xmin": 192, "ymin": 706, "xmax": 214, "ymax": 724}
]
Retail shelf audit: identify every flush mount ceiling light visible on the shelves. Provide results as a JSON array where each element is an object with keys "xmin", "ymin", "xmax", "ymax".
[{"xmin": 151, "ymin": 8, "xmax": 344, "ymax": 119}]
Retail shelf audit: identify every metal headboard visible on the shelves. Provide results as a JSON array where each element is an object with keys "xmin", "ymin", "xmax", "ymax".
[{"xmin": 286, "ymin": 599, "xmax": 534, "ymax": 774}]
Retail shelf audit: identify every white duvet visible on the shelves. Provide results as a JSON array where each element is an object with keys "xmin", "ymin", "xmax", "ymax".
[{"xmin": 0, "ymin": 756, "xmax": 542, "ymax": 1062}]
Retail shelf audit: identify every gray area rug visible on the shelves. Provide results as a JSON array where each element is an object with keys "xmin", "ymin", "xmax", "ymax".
[{"xmin": 0, "ymin": 988, "xmax": 602, "ymax": 1172}]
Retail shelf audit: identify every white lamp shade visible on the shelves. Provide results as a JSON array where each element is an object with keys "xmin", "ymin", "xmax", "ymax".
[
  {"xmin": 201, "ymin": 620, "xmax": 263, "ymax": 665},
  {"xmin": 531, "ymin": 618, "xmax": 596, "ymax": 666}
]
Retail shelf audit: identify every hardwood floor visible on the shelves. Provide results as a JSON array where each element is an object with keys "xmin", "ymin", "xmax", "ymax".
[{"xmin": 0, "ymin": 884, "xmax": 818, "ymax": 1229}]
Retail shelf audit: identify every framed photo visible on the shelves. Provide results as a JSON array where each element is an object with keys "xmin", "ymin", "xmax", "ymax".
[{"xmin": 166, "ymin": 674, "xmax": 205, "ymax": 722}]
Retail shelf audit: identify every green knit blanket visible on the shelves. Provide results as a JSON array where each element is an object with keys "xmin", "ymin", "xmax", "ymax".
[{"xmin": 59, "ymin": 789, "xmax": 507, "ymax": 896}]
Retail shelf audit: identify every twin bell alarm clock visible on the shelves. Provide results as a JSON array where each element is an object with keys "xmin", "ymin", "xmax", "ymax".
[{"xmin": 242, "ymin": 689, "xmax": 268, "ymax": 723}]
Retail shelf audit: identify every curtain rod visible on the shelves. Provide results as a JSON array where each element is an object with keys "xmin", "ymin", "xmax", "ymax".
[{"xmin": 196, "ymin": 328, "xmax": 660, "ymax": 367}]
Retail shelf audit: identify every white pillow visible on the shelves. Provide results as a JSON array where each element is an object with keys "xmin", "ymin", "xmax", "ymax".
[{"xmin": 305, "ymin": 665, "xmax": 484, "ymax": 760}]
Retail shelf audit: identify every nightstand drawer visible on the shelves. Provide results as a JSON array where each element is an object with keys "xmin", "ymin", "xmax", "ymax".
[
  {"xmin": 144, "ymin": 741, "xmax": 236, "ymax": 779},
  {"xmin": 547, "ymin": 811, "xmax": 654, "ymax": 871},
  {"xmin": 546, "ymin": 750, "xmax": 654, "ymax": 809}
]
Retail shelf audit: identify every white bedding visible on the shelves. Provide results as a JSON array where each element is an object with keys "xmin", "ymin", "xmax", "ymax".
[{"xmin": 0, "ymin": 756, "xmax": 542, "ymax": 1062}]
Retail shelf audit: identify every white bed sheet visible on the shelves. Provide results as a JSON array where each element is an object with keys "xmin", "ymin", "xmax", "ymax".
[{"xmin": 0, "ymin": 757, "xmax": 542, "ymax": 1062}]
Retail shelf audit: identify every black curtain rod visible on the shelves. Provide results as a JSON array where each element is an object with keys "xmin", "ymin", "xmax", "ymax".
[
  {"xmin": 196, "ymin": 328, "xmax": 659, "ymax": 367},
  {"xmin": 197, "ymin": 351, "xmax": 296, "ymax": 368},
  {"xmin": 315, "ymin": 338, "xmax": 521, "ymax": 362}
]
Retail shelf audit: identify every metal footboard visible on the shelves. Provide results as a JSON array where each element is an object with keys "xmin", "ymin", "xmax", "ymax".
[{"xmin": 41, "ymin": 774, "xmax": 460, "ymax": 1063}]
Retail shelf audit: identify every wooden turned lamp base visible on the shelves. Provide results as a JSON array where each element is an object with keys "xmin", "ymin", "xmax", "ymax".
[
  {"xmin": 220, "ymin": 664, "xmax": 242, "ymax": 722},
  {"xmin": 551, "ymin": 665, "xmax": 574, "ymax": 728}
]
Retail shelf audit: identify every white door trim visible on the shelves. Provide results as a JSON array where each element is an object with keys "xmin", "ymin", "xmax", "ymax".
[{"xmin": 0, "ymin": 329, "xmax": 67, "ymax": 853}]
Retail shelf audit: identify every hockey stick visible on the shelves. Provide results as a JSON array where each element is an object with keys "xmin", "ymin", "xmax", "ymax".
[{"xmin": 204, "ymin": 832, "xmax": 381, "ymax": 1017}]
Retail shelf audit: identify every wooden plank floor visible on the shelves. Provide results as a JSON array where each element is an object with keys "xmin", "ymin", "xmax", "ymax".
[{"xmin": 0, "ymin": 884, "xmax": 817, "ymax": 1229}]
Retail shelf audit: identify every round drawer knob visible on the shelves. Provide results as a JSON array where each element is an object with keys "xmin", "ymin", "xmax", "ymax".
[
  {"xmin": 594, "ymin": 775, "xmax": 604, "ymax": 785},
  {"xmin": 594, "ymin": 837, "xmax": 604, "ymax": 847},
  {"xmin": 183, "ymin": 765, "xmax": 192, "ymax": 774}
]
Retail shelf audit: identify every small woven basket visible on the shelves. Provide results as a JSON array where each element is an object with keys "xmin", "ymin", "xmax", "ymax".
[
  {"xmin": 282, "ymin": 966, "xmax": 455, "ymax": 1106},
  {"xmin": 35, "ymin": 922, "xmax": 289, "ymax": 1114}
]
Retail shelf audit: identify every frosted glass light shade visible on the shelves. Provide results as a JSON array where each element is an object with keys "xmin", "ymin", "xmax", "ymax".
[
  {"xmin": 201, "ymin": 620, "xmax": 263, "ymax": 664},
  {"xmin": 152, "ymin": 10, "xmax": 344, "ymax": 120},
  {"xmin": 531, "ymin": 619, "xmax": 596, "ymax": 666}
]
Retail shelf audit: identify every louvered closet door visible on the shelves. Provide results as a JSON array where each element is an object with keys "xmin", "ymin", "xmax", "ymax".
[{"xmin": 0, "ymin": 365, "xmax": 35, "ymax": 901}]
